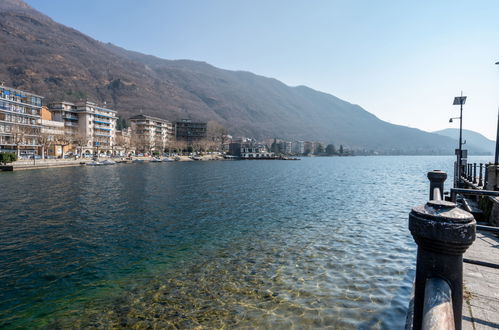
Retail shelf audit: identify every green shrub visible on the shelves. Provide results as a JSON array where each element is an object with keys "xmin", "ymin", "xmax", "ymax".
[{"xmin": 0, "ymin": 152, "xmax": 17, "ymax": 165}]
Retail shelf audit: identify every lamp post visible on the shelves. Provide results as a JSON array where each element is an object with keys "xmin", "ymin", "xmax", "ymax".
[
  {"xmin": 495, "ymin": 62, "xmax": 499, "ymax": 165},
  {"xmin": 451, "ymin": 93, "xmax": 467, "ymax": 187}
]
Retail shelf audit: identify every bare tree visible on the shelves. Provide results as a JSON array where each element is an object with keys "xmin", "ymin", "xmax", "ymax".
[
  {"xmin": 131, "ymin": 134, "xmax": 150, "ymax": 154},
  {"xmin": 153, "ymin": 135, "xmax": 164, "ymax": 154},
  {"xmin": 11, "ymin": 125, "xmax": 39, "ymax": 158},
  {"xmin": 164, "ymin": 139, "xmax": 175, "ymax": 154},
  {"xmin": 38, "ymin": 132, "xmax": 54, "ymax": 159},
  {"xmin": 72, "ymin": 133, "xmax": 90, "ymax": 157},
  {"xmin": 54, "ymin": 134, "xmax": 73, "ymax": 158},
  {"xmin": 114, "ymin": 134, "xmax": 131, "ymax": 157},
  {"xmin": 207, "ymin": 120, "xmax": 228, "ymax": 151},
  {"xmin": 170, "ymin": 140, "xmax": 187, "ymax": 154}
]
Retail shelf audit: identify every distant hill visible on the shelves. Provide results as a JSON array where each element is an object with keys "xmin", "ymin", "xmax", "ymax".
[
  {"xmin": 433, "ymin": 128, "xmax": 494, "ymax": 155},
  {"xmin": 0, "ymin": 0, "xmax": 490, "ymax": 154}
]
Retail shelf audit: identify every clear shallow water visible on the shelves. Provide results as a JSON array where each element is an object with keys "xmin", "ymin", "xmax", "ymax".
[{"xmin": 0, "ymin": 156, "xmax": 492, "ymax": 329}]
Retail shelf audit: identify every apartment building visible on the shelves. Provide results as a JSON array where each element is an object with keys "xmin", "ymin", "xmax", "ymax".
[
  {"xmin": 304, "ymin": 141, "xmax": 316, "ymax": 154},
  {"xmin": 0, "ymin": 85, "xmax": 43, "ymax": 156},
  {"xmin": 129, "ymin": 114, "xmax": 174, "ymax": 153},
  {"xmin": 48, "ymin": 101, "xmax": 79, "ymax": 136},
  {"xmin": 175, "ymin": 119, "xmax": 207, "ymax": 144},
  {"xmin": 48, "ymin": 101, "xmax": 118, "ymax": 155},
  {"xmin": 292, "ymin": 141, "xmax": 305, "ymax": 155},
  {"xmin": 279, "ymin": 141, "xmax": 293, "ymax": 154}
]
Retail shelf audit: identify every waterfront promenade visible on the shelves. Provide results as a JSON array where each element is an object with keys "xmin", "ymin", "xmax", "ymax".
[
  {"xmin": 463, "ymin": 231, "xmax": 499, "ymax": 329},
  {"xmin": 0, "ymin": 154, "xmax": 225, "ymax": 171}
]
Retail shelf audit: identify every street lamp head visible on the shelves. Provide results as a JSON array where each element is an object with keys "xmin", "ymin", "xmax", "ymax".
[
  {"xmin": 496, "ymin": 61, "xmax": 499, "ymax": 65},
  {"xmin": 449, "ymin": 118, "xmax": 453, "ymax": 123}
]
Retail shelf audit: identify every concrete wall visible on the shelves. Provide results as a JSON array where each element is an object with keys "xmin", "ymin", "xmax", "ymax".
[
  {"xmin": 40, "ymin": 106, "xmax": 52, "ymax": 120},
  {"xmin": 486, "ymin": 165, "xmax": 499, "ymax": 190},
  {"xmin": 489, "ymin": 197, "xmax": 499, "ymax": 226}
]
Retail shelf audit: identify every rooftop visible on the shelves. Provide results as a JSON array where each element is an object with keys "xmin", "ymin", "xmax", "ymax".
[
  {"xmin": 129, "ymin": 114, "xmax": 171, "ymax": 123},
  {"xmin": 0, "ymin": 84, "xmax": 44, "ymax": 99}
]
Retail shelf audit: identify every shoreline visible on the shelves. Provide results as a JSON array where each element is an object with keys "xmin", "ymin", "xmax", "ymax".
[{"xmin": 0, "ymin": 155, "xmax": 227, "ymax": 172}]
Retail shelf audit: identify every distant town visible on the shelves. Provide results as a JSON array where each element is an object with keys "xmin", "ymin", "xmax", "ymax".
[{"xmin": 0, "ymin": 84, "xmax": 352, "ymax": 163}]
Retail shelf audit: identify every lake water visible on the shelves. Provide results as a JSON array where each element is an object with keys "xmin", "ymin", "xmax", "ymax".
[{"xmin": 0, "ymin": 156, "xmax": 493, "ymax": 329}]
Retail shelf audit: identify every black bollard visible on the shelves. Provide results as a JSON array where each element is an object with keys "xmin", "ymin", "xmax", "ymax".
[
  {"xmin": 479, "ymin": 163, "xmax": 483, "ymax": 187},
  {"xmin": 428, "ymin": 170, "xmax": 447, "ymax": 200},
  {"xmin": 485, "ymin": 164, "xmax": 489, "ymax": 188},
  {"xmin": 468, "ymin": 164, "xmax": 472, "ymax": 181},
  {"xmin": 473, "ymin": 163, "xmax": 477, "ymax": 184},
  {"xmin": 409, "ymin": 197, "xmax": 476, "ymax": 330}
]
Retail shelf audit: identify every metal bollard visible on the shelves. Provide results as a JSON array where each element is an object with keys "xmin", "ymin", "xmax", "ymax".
[
  {"xmin": 428, "ymin": 170, "xmax": 447, "ymax": 200},
  {"xmin": 479, "ymin": 163, "xmax": 483, "ymax": 187},
  {"xmin": 468, "ymin": 164, "xmax": 472, "ymax": 181},
  {"xmin": 409, "ymin": 173, "xmax": 476, "ymax": 330},
  {"xmin": 485, "ymin": 164, "xmax": 489, "ymax": 188},
  {"xmin": 473, "ymin": 163, "xmax": 477, "ymax": 184}
]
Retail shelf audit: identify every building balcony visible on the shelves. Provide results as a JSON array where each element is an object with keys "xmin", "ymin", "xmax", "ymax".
[
  {"xmin": 0, "ymin": 107, "xmax": 41, "ymax": 118},
  {"xmin": 94, "ymin": 112, "xmax": 115, "ymax": 119},
  {"xmin": 94, "ymin": 119, "xmax": 110, "ymax": 125},
  {"xmin": 0, "ymin": 119, "xmax": 41, "ymax": 128},
  {"xmin": 0, "ymin": 94, "xmax": 42, "ymax": 108}
]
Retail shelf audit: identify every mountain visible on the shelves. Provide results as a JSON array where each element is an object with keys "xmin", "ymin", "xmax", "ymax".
[
  {"xmin": 434, "ymin": 128, "xmax": 495, "ymax": 155},
  {"xmin": 0, "ymin": 0, "xmax": 488, "ymax": 154}
]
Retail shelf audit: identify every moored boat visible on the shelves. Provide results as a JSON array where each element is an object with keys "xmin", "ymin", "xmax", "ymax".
[{"xmin": 86, "ymin": 161, "xmax": 104, "ymax": 166}]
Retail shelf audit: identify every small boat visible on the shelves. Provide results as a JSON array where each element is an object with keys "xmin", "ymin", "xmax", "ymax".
[
  {"xmin": 132, "ymin": 159, "xmax": 145, "ymax": 163},
  {"xmin": 162, "ymin": 157, "xmax": 175, "ymax": 162},
  {"xmin": 86, "ymin": 161, "xmax": 104, "ymax": 166},
  {"xmin": 150, "ymin": 158, "xmax": 162, "ymax": 163},
  {"xmin": 191, "ymin": 156, "xmax": 203, "ymax": 161},
  {"xmin": 101, "ymin": 159, "xmax": 116, "ymax": 165}
]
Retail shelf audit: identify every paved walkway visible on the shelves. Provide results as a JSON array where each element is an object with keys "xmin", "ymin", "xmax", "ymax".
[{"xmin": 463, "ymin": 231, "xmax": 499, "ymax": 329}]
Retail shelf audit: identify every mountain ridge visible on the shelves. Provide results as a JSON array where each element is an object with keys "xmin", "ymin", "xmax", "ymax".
[
  {"xmin": 434, "ymin": 128, "xmax": 495, "ymax": 155},
  {"xmin": 0, "ymin": 0, "xmax": 488, "ymax": 154}
]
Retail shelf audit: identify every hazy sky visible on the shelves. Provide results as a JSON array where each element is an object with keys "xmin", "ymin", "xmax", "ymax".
[{"xmin": 25, "ymin": 0, "xmax": 499, "ymax": 139}]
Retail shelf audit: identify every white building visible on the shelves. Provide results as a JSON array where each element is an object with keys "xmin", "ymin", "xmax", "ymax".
[
  {"xmin": 48, "ymin": 101, "xmax": 118, "ymax": 156},
  {"xmin": 292, "ymin": 141, "xmax": 305, "ymax": 155},
  {"xmin": 129, "ymin": 114, "xmax": 174, "ymax": 153},
  {"xmin": 0, "ymin": 85, "xmax": 43, "ymax": 156}
]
